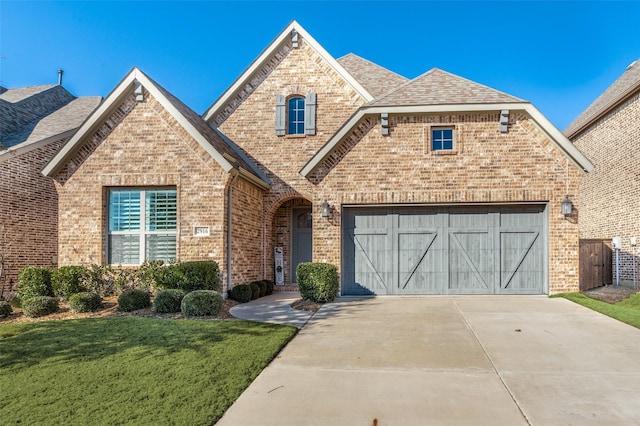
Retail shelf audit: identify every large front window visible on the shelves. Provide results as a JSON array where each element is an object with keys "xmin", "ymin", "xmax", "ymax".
[{"xmin": 108, "ymin": 188, "xmax": 177, "ymax": 264}]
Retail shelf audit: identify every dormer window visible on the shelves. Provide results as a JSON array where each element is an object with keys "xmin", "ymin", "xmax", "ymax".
[
  {"xmin": 276, "ymin": 92, "xmax": 316, "ymax": 136},
  {"xmin": 288, "ymin": 96, "xmax": 305, "ymax": 135}
]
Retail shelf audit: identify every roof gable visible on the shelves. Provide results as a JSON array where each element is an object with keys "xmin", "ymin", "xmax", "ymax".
[
  {"xmin": 43, "ymin": 68, "xmax": 269, "ymax": 188},
  {"xmin": 202, "ymin": 20, "xmax": 375, "ymax": 124},
  {"xmin": 301, "ymin": 69, "xmax": 593, "ymax": 177},
  {"xmin": 337, "ymin": 53, "xmax": 409, "ymax": 99},
  {"xmin": 564, "ymin": 59, "xmax": 640, "ymax": 138},
  {"xmin": 369, "ymin": 68, "xmax": 525, "ymax": 107}
]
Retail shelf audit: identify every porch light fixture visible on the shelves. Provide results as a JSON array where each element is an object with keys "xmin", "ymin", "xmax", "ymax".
[
  {"xmin": 561, "ymin": 195, "xmax": 573, "ymax": 216},
  {"xmin": 321, "ymin": 200, "xmax": 330, "ymax": 218}
]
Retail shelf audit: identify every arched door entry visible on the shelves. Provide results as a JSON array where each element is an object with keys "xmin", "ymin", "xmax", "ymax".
[{"xmin": 292, "ymin": 207, "xmax": 313, "ymax": 283}]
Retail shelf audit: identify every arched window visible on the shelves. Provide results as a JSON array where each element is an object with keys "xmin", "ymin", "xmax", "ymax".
[
  {"xmin": 287, "ymin": 96, "xmax": 305, "ymax": 135},
  {"xmin": 275, "ymin": 92, "xmax": 316, "ymax": 136}
]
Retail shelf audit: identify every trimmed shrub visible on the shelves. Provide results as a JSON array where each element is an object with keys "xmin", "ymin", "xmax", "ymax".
[
  {"xmin": 69, "ymin": 292, "xmax": 102, "ymax": 313},
  {"xmin": 249, "ymin": 282, "xmax": 261, "ymax": 300},
  {"xmin": 153, "ymin": 289, "xmax": 187, "ymax": 313},
  {"xmin": 16, "ymin": 267, "xmax": 53, "ymax": 302},
  {"xmin": 296, "ymin": 262, "xmax": 339, "ymax": 303},
  {"xmin": 118, "ymin": 289, "xmax": 151, "ymax": 312},
  {"xmin": 251, "ymin": 280, "xmax": 267, "ymax": 297},
  {"xmin": 263, "ymin": 280, "xmax": 275, "ymax": 296},
  {"xmin": 0, "ymin": 301, "xmax": 12, "ymax": 317},
  {"xmin": 229, "ymin": 284, "xmax": 252, "ymax": 303},
  {"xmin": 174, "ymin": 261, "xmax": 220, "ymax": 292},
  {"xmin": 181, "ymin": 290, "xmax": 223, "ymax": 317},
  {"xmin": 22, "ymin": 296, "xmax": 59, "ymax": 318},
  {"xmin": 84, "ymin": 264, "xmax": 117, "ymax": 296},
  {"xmin": 51, "ymin": 266, "xmax": 88, "ymax": 301}
]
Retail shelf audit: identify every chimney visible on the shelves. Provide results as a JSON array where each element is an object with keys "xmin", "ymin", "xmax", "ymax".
[{"xmin": 58, "ymin": 69, "xmax": 64, "ymax": 85}]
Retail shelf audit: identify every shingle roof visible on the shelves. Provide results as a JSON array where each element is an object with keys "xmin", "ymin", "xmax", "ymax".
[
  {"xmin": 564, "ymin": 59, "xmax": 640, "ymax": 138},
  {"xmin": 337, "ymin": 53, "xmax": 409, "ymax": 99},
  {"xmin": 0, "ymin": 84, "xmax": 100, "ymax": 150},
  {"xmin": 1, "ymin": 96, "xmax": 101, "ymax": 148},
  {"xmin": 369, "ymin": 68, "xmax": 525, "ymax": 107}
]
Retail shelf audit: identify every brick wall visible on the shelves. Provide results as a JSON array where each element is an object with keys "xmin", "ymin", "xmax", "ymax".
[
  {"xmin": 0, "ymin": 140, "xmax": 63, "ymax": 297},
  {"xmin": 573, "ymin": 92, "xmax": 640, "ymax": 281},
  {"xmin": 54, "ymin": 90, "xmax": 239, "ymax": 289}
]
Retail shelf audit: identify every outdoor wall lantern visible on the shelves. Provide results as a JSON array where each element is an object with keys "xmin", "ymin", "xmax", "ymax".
[
  {"xmin": 321, "ymin": 200, "xmax": 331, "ymax": 218},
  {"xmin": 561, "ymin": 195, "xmax": 573, "ymax": 216}
]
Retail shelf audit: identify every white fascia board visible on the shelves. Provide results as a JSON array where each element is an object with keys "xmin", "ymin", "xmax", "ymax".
[
  {"xmin": 1, "ymin": 129, "xmax": 76, "ymax": 164},
  {"xmin": 300, "ymin": 102, "xmax": 594, "ymax": 177},
  {"xmin": 238, "ymin": 167, "xmax": 270, "ymax": 190},
  {"xmin": 202, "ymin": 21, "xmax": 373, "ymax": 123}
]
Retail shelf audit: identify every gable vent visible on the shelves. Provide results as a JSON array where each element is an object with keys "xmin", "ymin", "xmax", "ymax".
[{"xmin": 291, "ymin": 30, "xmax": 299, "ymax": 48}]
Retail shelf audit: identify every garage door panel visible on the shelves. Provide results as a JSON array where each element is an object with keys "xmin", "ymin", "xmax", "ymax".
[
  {"xmin": 500, "ymin": 231, "xmax": 543, "ymax": 293},
  {"xmin": 449, "ymin": 231, "xmax": 493, "ymax": 293},
  {"xmin": 398, "ymin": 232, "xmax": 443, "ymax": 294}
]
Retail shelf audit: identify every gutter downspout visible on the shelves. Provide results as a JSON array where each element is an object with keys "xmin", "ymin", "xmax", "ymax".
[{"xmin": 226, "ymin": 171, "xmax": 239, "ymax": 297}]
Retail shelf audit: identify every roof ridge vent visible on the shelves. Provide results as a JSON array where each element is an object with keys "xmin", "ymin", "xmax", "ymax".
[{"xmin": 626, "ymin": 60, "xmax": 638, "ymax": 70}]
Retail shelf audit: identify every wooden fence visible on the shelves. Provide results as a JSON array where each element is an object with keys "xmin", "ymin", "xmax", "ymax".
[{"xmin": 579, "ymin": 239, "xmax": 613, "ymax": 291}]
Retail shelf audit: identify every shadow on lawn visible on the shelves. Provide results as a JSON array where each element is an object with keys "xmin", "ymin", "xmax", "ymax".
[{"xmin": 0, "ymin": 317, "xmax": 291, "ymax": 370}]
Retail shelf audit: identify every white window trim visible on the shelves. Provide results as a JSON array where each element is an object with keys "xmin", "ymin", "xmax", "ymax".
[{"xmin": 107, "ymin": 188, "xmax": 177, "ymax": 265}]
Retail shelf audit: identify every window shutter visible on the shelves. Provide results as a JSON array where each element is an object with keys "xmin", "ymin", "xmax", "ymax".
[
  {"xmin": 305, "ymin": 92, "xmax": 316, "ymax": 135},
  {"xmin": 275, "ymin": 94, "xmax": 285, "ymax": 136}
]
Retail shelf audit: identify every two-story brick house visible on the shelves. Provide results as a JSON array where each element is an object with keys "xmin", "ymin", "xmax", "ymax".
[
  {"xmin": 0, "ymin": 84, "xmax": 100, "ymax": 297},
  {"xmin": 565, "ymin": 59, "xmax": 640, "ymax": 286},
  {"xmin": 44, "ymin": 21, "xmax": 593, "ymax": 295}
]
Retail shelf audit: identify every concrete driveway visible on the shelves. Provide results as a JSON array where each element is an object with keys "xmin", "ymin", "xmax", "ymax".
[{"xmin": 217, "ymin": 296, "xmax": 640, "ymax": 425}]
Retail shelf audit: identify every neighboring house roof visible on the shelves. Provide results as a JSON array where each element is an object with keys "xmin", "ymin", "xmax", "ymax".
[
  {"xmin": 202, "ymin": 20, "xmax": 375, "ymax": 123},
  {"xmin": 0, "ymin": 84, "xmax": 100, "ymax": 160},
  {"xmin": 369, "ymin": 68, "xmax": 525, "ymax": 107},
  {"xmin": 564, "ymin": 59, "xmax": 640, "ymax": 138},
  {"xmin": 42, "ymin": 67, "xmax": 270, "ymax": 189},
  {"xmin": 336, "ymin": 53, "xmax": 409, "ymax": 99},
  {"xmin": 301, "ymin": 68, "xmax": 594, "ymax": 176}
]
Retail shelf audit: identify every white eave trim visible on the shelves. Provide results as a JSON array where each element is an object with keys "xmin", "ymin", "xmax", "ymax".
[
  {"xmin": 202, "ymin": 20, "xmax": 374, "ymax": 123},
  {"xmin": 300, "ymin": 102, "xmax": 594, "ymax": 177}
]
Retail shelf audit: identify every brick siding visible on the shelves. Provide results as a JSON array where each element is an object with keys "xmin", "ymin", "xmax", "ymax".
[
  {"xmin": 573, "ymin": 92, "xmax": 640, "ymax": 282},
  {"xmin": 0, "ymin": 140, "xmax": 63, "ymax": 297}
]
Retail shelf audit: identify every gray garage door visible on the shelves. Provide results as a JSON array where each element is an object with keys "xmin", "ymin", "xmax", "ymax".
[{"xmin": 342, "ymin": 205, "xmax": 546, "ymax": 295}]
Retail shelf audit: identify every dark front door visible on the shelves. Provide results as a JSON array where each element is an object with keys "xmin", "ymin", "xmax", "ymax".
[{"xmin": 292, "ymin": 207, "xmax": 313, "ymax": 284}]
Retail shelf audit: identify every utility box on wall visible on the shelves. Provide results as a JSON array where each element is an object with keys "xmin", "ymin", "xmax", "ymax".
[{"xmin": 274, "ymin": 247, "xmax": 284, "ymax": 285}]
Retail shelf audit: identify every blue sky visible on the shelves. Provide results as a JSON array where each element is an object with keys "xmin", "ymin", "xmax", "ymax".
[{"xmin": 1, "ymin": 1, "xmax": 639, "ymax": 130}]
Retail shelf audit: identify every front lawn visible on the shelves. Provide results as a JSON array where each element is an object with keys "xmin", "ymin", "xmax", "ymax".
[
  {"xmin": 0, "ymin": 317, "xmax": 297, "ymax": 425},
  {"xmin": 555, "ymin": 292, "xmax": 640, "ymax": 329}
]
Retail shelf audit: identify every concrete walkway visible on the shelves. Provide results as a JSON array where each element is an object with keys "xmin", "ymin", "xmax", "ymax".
[
  {"xmin": 219, "ymin": 296, "xmax": 640, "ymax": 425},
  {"xmin": 229, "ymin": 291, "xmax": 313, "ymax": 328}
]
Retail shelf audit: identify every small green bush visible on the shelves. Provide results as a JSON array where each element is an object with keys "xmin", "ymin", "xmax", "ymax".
[
  {"xmin": 16, "ymin": 267, "xmax": 53, "ymax": 302},
  {"xmin": 0, "ymin": 301, "xmax": 12, "ymax": 317},
  {"xmin": 174, "ymin": 261, "xmax": 220, "ymax": 292},
  {"xmin": 251, "ymin": 280, "xmax": 267, "ymax": 297},
  {"xmin": 84, "ymin": 264, "xmax": 117, "ymax": 296},
  {"xmin": 229, "ymin": 284, "xmax": 252, "ymax": 303},
  {"xmin": 153, "ymin": 289, "xmax": 187, "ymax": 313},
  {"xmin": 118, "ymin": 289, "xmax": 151, "ymax": 312},
  {"xmin": 249, "ymin": 282, "xmax": 261, "ymax": 300},
  {"xmin": 22, "ymin": 296, "xmax": 59, "ymax": 318},
  {"xmin": 51, "ymin": 266, "xmax": 88, "ymax": 301},
  {"xmin": 181, "ymin": 290, "xmax": 223, "ymax": 317},
  {"xmin": 69, "ymin": 292, "xmax": 102, "ymax": 313},
  {"xmin": 263, "ymin": 280, "xmax": 274, "ymax": 296},
  {"xmin": 296, "ymin": 262, "xmax": 339, "ymax": 303}
]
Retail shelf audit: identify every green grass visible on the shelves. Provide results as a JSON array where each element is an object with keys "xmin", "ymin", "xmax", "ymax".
[
  {"xmin": 554, "ymin": 292, "xmax": 640, "ymax": 329},
  {"xmin": 0, "ymin": 317, "xmax": 297, "ymax": 425}
]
